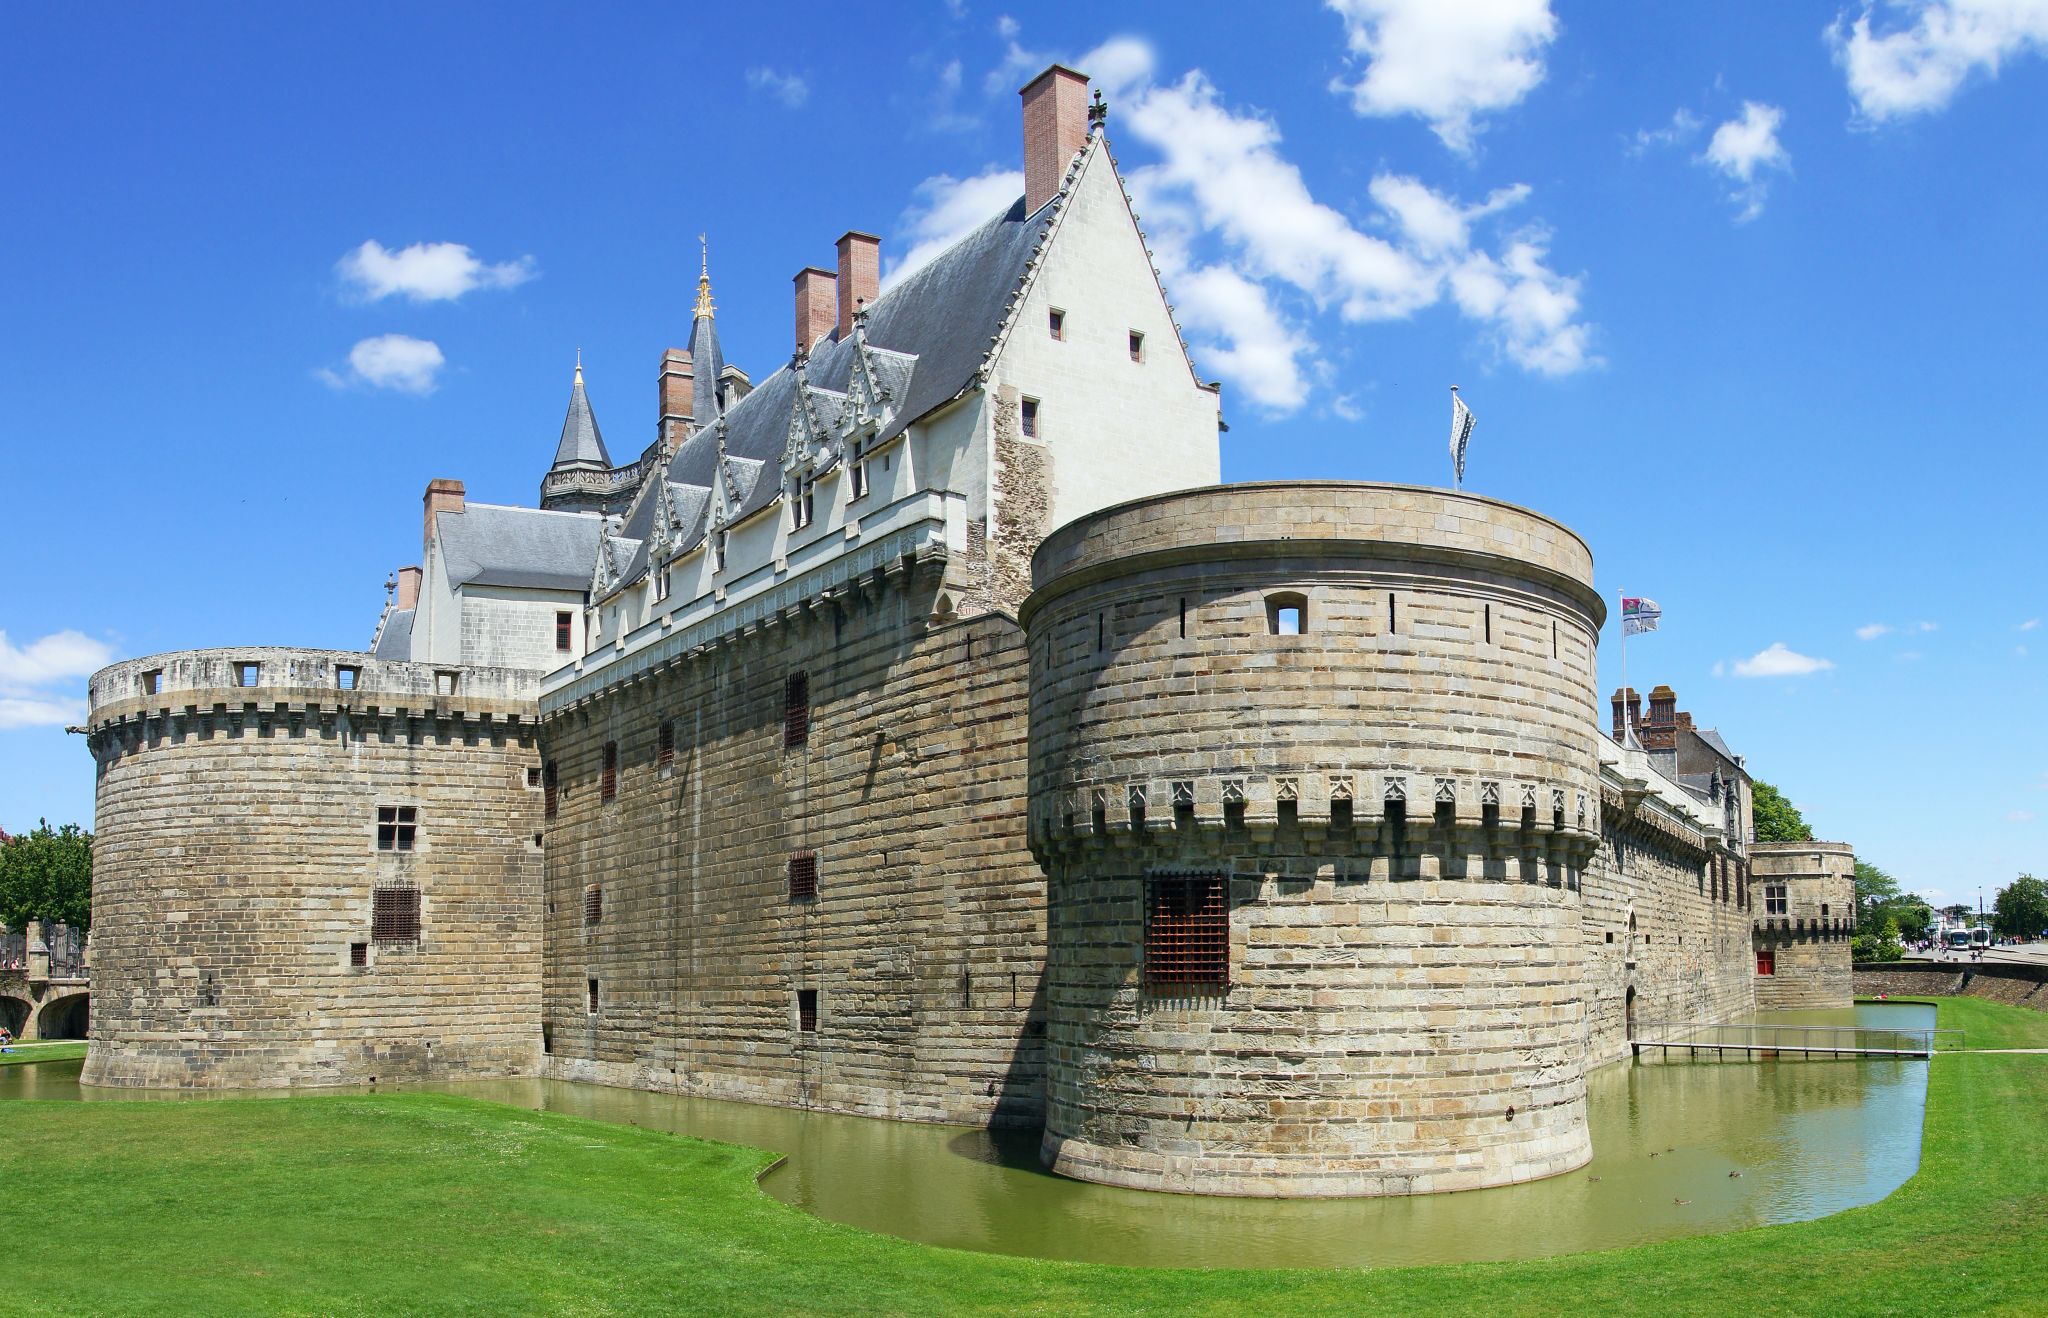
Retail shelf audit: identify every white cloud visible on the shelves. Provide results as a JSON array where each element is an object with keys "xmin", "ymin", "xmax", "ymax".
[
  {"xmin": 322, "ymin": 335, "xmax": 446, "ymax": 395},
  {"xmin": 985, "ymin": 15, "xmax": 1046, "ymax": 95},
  {"xmin": 1326, "ymin": 0, "xmax": 1559, "ymax": 153},
  {"xmin": 1856, "ymin": 622, "xmax": 1892, "ymax": 640},
  {"xmin": 747, "ymin": 67, "xmax": 810, "ymax": 109},
  {"xmin": 0, "ymin": 630, "xmax": 113, "ymax": 731},
  {"xmin": 886, "ymin": 167, "xmax": 1027, "ymax": 288},
  {"xmin": 1329, "ymin": 393, "xmax": 1366, "ymax": 422},
  {"xmin": 1831, "ymin": 0, "xmax": 2048, "ymax": 122},
  {"xmin": 1731, "ymin": 642, "xmax": 1835, "ymax": 677},
  {"xmin": 1712, "ymin": 660, "xmax": 1728, "ymax": 677},
  {"xmin": 1169, "ymin": 264, "xmax": 1313, "ymax": 410},
  {"xmin": 1445, "ymin": 234, "xmax": 1594, "ymax": 373},
  {"xmin": 336, "ymin": 240, "xmax": 535, "ymax": 303},
  {"xmin": 1628, "ymin": 108, "xmax": 1703, "ymax": 155},
  {"xmin": 1914, "ymin": 620, "xmax": 1940, "ymax": 632},
  {"xmin": 1898, "ymin": 649, "xmax": 1925, "ymax": 662},
  {"xmin": 1700, "ymin": 102, "xmax": 1791, "ymax": 221},
  {"xmin": 2008, "ymin": 808, "xmax": 2039, "ymax": 823},
  {"xmin": 2020, "ymin": 618, "xmax": 2041, "ymax": 631}
]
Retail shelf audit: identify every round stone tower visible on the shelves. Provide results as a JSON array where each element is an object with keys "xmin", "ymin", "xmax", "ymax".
[
  {"xmin": 82, "ymin": 648, "xmax": 544, "ymax": 1089},
  {"xmin": 1021, "ymin": 482, "xmax": 1607, "ymax": 1197}
]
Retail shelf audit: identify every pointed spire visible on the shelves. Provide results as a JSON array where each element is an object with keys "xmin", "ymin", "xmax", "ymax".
[
  {"xmin": 688, "ymin": 238, "xmax": 726, "ymax": 422},
  {"xmin": 694, "ymin": 233, "xmax": 715, "ymax": 320},
  {"xmin": 549, "ymin": 354, "xmax": 612, "ymax": 472}
]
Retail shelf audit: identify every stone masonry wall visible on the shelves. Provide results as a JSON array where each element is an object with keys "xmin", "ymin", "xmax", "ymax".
[
  {"xmin": 1752, "ymin": 841, "xmax": 1857, "ymax": 1010},
  {"xmin": 83, "ymin": 648, "xmax": 543, "ymax": 1088},
  {"xmin": 538, "ymin": 562, "xmax": 1047, "ymax": 1127},
  {"xmin": 1023, "ymin": 483, "xmax": 1609, "ymax": 1197}
]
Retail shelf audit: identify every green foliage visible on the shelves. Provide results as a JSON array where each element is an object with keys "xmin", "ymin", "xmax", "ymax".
[
  {"xmin": 1749, "ymin": 780, "xmax": 1812, "ymax": 843},
  {"xmin": 1992, "ymin": 874, "xmax": 2048, "ymax": 938},
  {"xmin": 1851, "ymin": 916, "xmax": 1905, "ymax": 962},
  {"xmin": 1943, "ymin": 903, "xmax": 1974, "ymax": 923},
  {"xmin": 1854, "ymin": 860, "xmax": 1933, "ymax": 940},
  {"xmin": 0, "ymin": 820, "xmax": 93, "ymax": 931},
  {"xmin": 1891, "ymin": 898, "xmax": 1934, "ymax": 941}
]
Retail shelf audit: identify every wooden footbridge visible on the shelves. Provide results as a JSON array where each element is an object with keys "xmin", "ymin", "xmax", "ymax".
[{"xmin": 1629, "ymin": 1021, "xmax": 1964, "ymax": 1061}]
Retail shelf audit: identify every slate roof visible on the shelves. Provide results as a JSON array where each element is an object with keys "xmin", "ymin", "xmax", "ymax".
[
  {"xmin": 437, "ymin": 503, "xmax": 605, "ymax": 592},
  {"xmin": 689, "ymin": 312, "xmax": 724, "ymax": 424},
  {"xmin": 552, "ymin": 367, "xmax": 612, "ymax": 471},
  {"xmin": 373, "ymin": 607, "xmax": 414, "ymax": 660},
  {"xmin": 595, "ymin": 191, "xmax": 1052, "ymax": 597},
  {"xmin": 1695, "ymin": 729, "xmax": 1737, "ymax": 762}
]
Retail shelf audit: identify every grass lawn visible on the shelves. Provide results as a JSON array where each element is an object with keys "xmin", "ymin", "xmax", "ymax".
[
  {"xmin": 1870, "ymin": 995, "xmax": 2048, "ymax": 1051},
  {"xmin": 0, "ymin": 1040, "xmax": 86, "ymax": 1067},
  {"xmin": 1, "ymin": 1047, "xmax": 2043, "ymax": 1316}
]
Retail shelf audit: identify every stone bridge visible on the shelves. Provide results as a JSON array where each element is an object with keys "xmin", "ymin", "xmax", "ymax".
[{"xmin": 0, "ymin": 921, "xmax": 90, "ymax": 1041}]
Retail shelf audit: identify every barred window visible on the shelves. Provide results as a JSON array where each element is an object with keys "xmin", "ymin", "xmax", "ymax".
[
  {"xmin": 601, "ymin": 742, "xmax": 618, "ymax": 802},
  {"xmin": 587, "ymin": 977, "xmax": 600, "ymax": 1014},
  {"xmin": 371, "ymin": 886, "xmax": 421, "ymax": 944},
  {"xmin": 788, "ymin": 851, "xmax": 818, "ymax": 902},
  {"xmin": 657, "ymin": 721, "xmax": 675, "ymax": 772},
  {"xmin": 784, "ymin": 673, "xmax": 810, "ymax": 749},
  {"xmin": 1145, "ymin": 874, "xmax": 1229, "ymax": 994},
  {"xmin": 797, "ymin": 988, "xmax": 819, "ymax": 1033},
  {"xmin": 543, "ymin": 760, "xmax": 559, "ymax": 819},
  {"xmin": 584, "ymin": 884, "xmax": 603, "ymax": 926},
  {"xmin": 349, "ymin": 942, "xmax": 368, "ymax": 968},
  {"xmin": 376, "ymin": 805, "xmax": 417, "ymax": 851}
]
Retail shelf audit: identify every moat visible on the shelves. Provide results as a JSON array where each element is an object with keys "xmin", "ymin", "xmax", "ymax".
[{"xmin": 0, "ymin": 1003, "xmax": 1930, "ymax": 1269}]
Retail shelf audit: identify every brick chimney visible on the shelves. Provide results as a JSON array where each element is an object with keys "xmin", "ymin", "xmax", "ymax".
[
  {"xmin": 1641, "ymin": 684, "xmax": 1679, "ymax": 751},
  {"xmin": 1610, "ymin": 687, "xmax": 1641, "ymax": 743},
  {"xmin": 395, "ymin": 566, "xmax": 422, "ymax": 612},
  {"xmin": 656, "ymin": 347, "xmax": 694, "ymax": 461},
  {"xmin": 423, "ymin": 479, "xmax": 464, "ymax": 557},
  {"xmin": 794, "ymin": 266, "xmax": 837, "ymax": 352},
  {"xmin": 1021, "ymin": 64, "xmax": 1090, "ymax": 215},
  {"xmin": 835, "ymin": 232, "xmax": 879, "ymax": 340}
]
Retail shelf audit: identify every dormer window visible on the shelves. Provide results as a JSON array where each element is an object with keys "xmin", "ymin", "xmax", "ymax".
[
  {"xmin": 850, "ymin": 438, "xmax": 870, "ymax": 500},
  {"xmin": 654, "ymin": 570, "xmax": 671, "ymax": 603},
  {"xmin": 792, "ymin": 475, "xmax": 816, "ymax": 530},
  {"xmin": 712, "ymin": 527, "xmax": 728, "ymax": 573},
  {"xmin": 1048, "ymin": 309, "xmax": 1065, "ymax": 341}
]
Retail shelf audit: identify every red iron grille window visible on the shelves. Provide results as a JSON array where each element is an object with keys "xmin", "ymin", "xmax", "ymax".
[
  {"xmin": 788, "ymin": 851, "xmax": 818, "ymax": 901},
  {"xmin": 375, "ymin": 805, "xmax": 417, "ymax": 851},
  {"xmin": 371, "ymin": 886, "xmax": 421, "ymax": 944},
  {"xmin": 657, "ymin": 721, "xmax": 675, "ymax": 770},
  {"xmin": 797, "ymin": 988, "xmax": 819, "ymax": 1033},
  {"xmin": 784, "ymin": 673, "xmax": 810, "ymax": 749},
  {"xmin": 1146, "ymin": 874, "xmax": 1229, "ymax": 994},
  {"xmin": 584, "ymin": 884, "xmax": 603, "ymax": 926},
  {"xmin": 1756, "ymin": 949, "xmax": 1776, "ymax": 976},
  {"xmin": 601, "ymin": 742, "xmax": 618, "ymax": 802},
  {"xmin": 543, "ymin": 761, "xmax": 559, "ymax": 819}
]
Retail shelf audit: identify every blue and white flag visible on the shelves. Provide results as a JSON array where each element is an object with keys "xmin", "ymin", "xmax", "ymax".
[
  {"xmin": 1621, "ymin": 597, "xmax": 1662, "ymax": 636},
  {"xmin": 1449, "ymin": 386, "xmax": 1475, "ymax": 486}
]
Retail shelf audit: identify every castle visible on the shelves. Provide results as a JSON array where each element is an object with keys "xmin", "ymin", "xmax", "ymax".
[{"xmin": 80, "ymin": 65, "xmax": 1856, "ymax": 1198}]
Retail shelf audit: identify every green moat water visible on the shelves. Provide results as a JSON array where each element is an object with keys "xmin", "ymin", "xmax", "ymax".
[{"xmin": 0, "ymin": 1002, "xmax": 1933, "ymax": 1269}]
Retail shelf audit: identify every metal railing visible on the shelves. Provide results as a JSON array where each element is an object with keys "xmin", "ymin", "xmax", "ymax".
[{"xmin": 1630, "ymin": 1021, "xmax": 1964, "ymax": 1059}]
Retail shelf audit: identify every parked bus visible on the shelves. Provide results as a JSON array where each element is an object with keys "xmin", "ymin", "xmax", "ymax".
[
  {"xmin": 1945, "ymin": 929, "xmax": 1973, "ymax": 951},
  {"xmin": 1970, "ymin": 927, "xmax": 1992, "ymax": 950}
]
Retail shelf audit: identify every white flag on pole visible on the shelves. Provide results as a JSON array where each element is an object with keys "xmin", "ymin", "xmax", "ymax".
[{"xmin": 1449, "ymin": 386, "xmax": 1475, "ymax": 486}]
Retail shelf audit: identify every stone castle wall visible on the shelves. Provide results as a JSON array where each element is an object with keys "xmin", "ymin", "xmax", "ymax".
[
  {"xmin": 1021, "ymin": 483, "xmax": 1611, "ymax": 1197},
  {"xmin": 83, "ymin": 648, "xmax": 543, "ymax": 1088},
  {"xmin": 1752, "ymin": 841, "xmax": 1856, "ymax": 1010},
  {"xmin": 536, "ymin": 556, "xmax": 1047, "ymax": 1126}
]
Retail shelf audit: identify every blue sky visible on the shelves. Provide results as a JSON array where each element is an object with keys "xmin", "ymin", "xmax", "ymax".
[{"xmin": 2, "ymin": 2, "xmax": 2042, "ymax": 910}]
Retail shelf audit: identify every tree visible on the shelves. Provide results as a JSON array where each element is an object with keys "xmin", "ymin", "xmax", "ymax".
[
  {"xmin": 1852, "ymin": 916, "xmax": 1905, "ymax": 963},
  {"xmin": 1943, "ymin": 903, "xmax": 1973, "ymax": 924},
  {"xmin": 1892, "ymin": 897, "xmax": 1934, "ymax": 941},
  {"xmin": 0, "ymin": 819, "xmax": 93, "ymax": 931},
  {"xmin": 1992, "ymin": 874, "xmax": 2048, "ymax": 939},
  {"xmin": 1854, "ymin": 860, "xmax": 1899, "ymax": 935},
  {"xmin": 1750, "ymin": 780, "xmax": 1813, "ymax": 843}
]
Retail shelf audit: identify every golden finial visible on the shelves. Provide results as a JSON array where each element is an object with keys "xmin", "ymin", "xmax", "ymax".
[
  {"xmin": 694, "ymin": 233, "xmax": 715, "ymax": 319},
  {"xmin": 574, "ymin": 347, "xmax": 583, "ymax": 385}
]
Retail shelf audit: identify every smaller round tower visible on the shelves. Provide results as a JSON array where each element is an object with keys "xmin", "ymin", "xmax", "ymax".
[{"xmin": 1021, "ymin": 482, "xmax": 1608, "ymax": 1197}]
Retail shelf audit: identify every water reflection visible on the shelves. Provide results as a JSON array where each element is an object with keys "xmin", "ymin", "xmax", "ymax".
[{"xmin": 0, "ymin": 1004, "xmax": 1934, "ymax": 1270}]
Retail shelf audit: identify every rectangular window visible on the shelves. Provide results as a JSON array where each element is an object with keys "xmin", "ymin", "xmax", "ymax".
[
  {"xmin": 850, "ymin": 445, "xmax": 869, "ymax": 500},
  {"xmin": 657, "ymin": 720, "xmax": 675, "ymax": 772},
  {"xmin": 1756, "ymin": 949, "xmax": 1776, "ymax": 976},
  {"xmin": 788, "ymin": 851, "xmax": 818, "ymax": 902},
  {"xmin": 587, "ymin": 977, "xmax": 600, "ymax": 1015},
  {"xmin": 793, "ymin": 475, "xmax": 816, "ymax": 530},
  {"xmin": 1048, "ymin": 308, "xmax": 1065, "ymax": 340},
  {"xmin": 654, "ymin": 571, "xmax": 670, "ymax": 603},
  {"xmin": 336, "ymin": 665, "xmax": 360, "ymax": 691},
  {"xmin": 784, "ymin": 672, "xmax": 810, "ymax": 749},
  {"xmin": 543, "ymin": 760, "xmax": 559, "ymax": 819},
  {"xmin": 371, "ymin": 885, "xmax": 421, "ymax": 944},
  {"xmin": 1129, "ymin": 330, "xmax": 1144, "ymax": 362},
  {"xmin": 712, "ymin": 528, "xmax": 727, "ymax": 573},
  {"xmin": 1266, "ymin": 593, "xmax": 1307, "ymax": 636},
  {"xmin": 349, "ymin": 942, "xmax": 368, "ymax": 968},
  {"xmin": 1020, "ymin": 396, "xmax": 1039, "ymax": 439},
  {"xmin": 375, "ymin": 805, "xmax": 417, "ymax": 852},
  {"xmin": 1765, "ymin": 884, "xmax": 1788, "ymax": 916},
  {"xmin": 435, "ymin": 670, "xmax": 459, "ymax": 696},
  {"xmin": 1145, "ymin": 874, "xmax": 1230, "ymax": 994},
  {"xmin": 140, "ymin": 668, "xmax": 164, "ymax": 695},
  {"xmin": 236, "ymin": 661, "xmax": 261, "ymax": 687},
  {"xmin": 600, "ymin": 742, "xmax": 618, "ymax": 802},
  {"xmin": 797, "ymin": 988, "xmax": 819, "ymax": 1033},
  {"xmin": 526, "ymin": 766, "xmax": 542, "ymax": 789},
  {"xmin": 584, "ymin": 884, "xmax": 603, "ymax": 927},
  {"xmin": 556, "ymin": 611, "xmax": 573, "ymax": 651}
]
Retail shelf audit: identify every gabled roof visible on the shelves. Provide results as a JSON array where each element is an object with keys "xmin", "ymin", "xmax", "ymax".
[
  {"xmin": 437, "ymin": 503, "xmax": 604, "ymax": 592},
  {"xmin": 552, "ymin": 364, "xmax": 612, "ymax": 471},
  {"xmin": 373, "ymin": 607, "xmax": 414, "ymax": 660}
]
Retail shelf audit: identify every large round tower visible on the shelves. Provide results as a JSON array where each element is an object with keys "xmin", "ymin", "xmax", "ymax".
[{"xmin": 1022, "ymin": 482, "xmax": 1607, "ymax": 1197}]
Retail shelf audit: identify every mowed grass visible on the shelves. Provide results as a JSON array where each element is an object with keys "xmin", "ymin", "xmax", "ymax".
[
  {"xmin": 2, "ymin": 1025, "xmax": 2045, "ymax": 1314},
  {"xmin": 1899, "ymin": 995, "xmax": 2048, "ymax": 1050},
  {"xmin": 0, "ymin": 1039, "xmax": 85, "ymax": 1067}
]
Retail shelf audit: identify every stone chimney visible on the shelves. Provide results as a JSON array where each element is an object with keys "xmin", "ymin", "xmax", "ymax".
[
  {"xmin": 794, "ymin": 266, "xmax": 837, "ymax": 352},
  {"xmin": 1021, "ymin": 64, "xmax": 1090, "ymax": 215},
  {"xmin": 423, "ymin": 479, "xmax": 464, "ymax": 557},
  {"xmin": 835, "ymin": 232, "xmax": 880, "ymax": 340},
  {"xmin": 394, "ymin": 566, "xmax": 422, "ymax": 612},
  {"xmin": 1610, "ymin": 687, "xmax": 1641, "ymax": 743}
]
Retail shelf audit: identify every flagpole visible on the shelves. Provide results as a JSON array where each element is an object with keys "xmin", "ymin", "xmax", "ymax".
[{"xmin": 1618, "ymin": 587, "xmax": 1630, "ymax": 750}]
